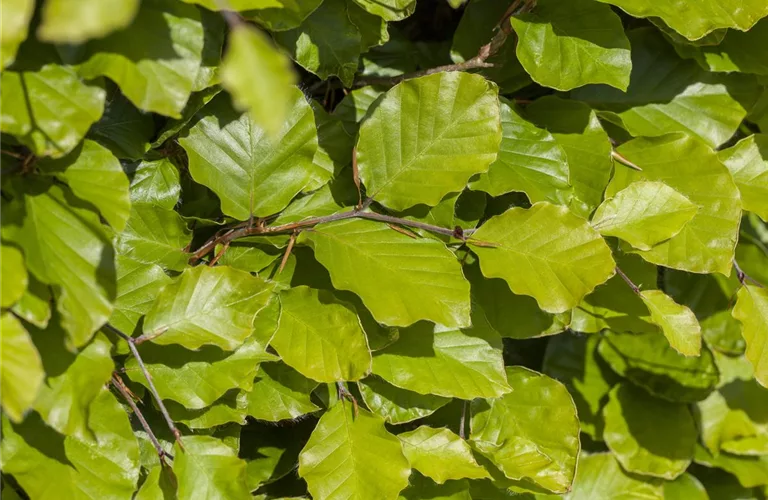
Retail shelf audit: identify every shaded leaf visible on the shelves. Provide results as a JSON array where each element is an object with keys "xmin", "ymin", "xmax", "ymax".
[
  {"xmin": 89, "ymin": 88, "xmax": 155, "ymax": 160},
  {"xmin": 245, "ymin": 362, "xmax": 320, "ymax": 421},
  {"xmin": 399, "ymin": 426, "xmax": 489, "ymax": 483},
  {"xmin": 351, "ymin": 0, "xmax": 415, "ymax": 21},
  {"xmin": 561, "ymin": 453, "xmax": 663, "ymax": 499},
  {"xmin": 173, "ymin": 436, "xmax": 251, "ymax": 500},
  {"xmin": 37, "ymin": 0, "xmax": 139, "ymax": 43},
  {"xmin": 694, "ymin": 444, "xmax": 768, "ymax": 488},
  {"xmin": 1, "ymin": 0, "xmax": 33, "ymax": 68},
  {"xmin": 358, "ymin": 377, "xmax": 450, "ymax": 424},
  {"xmin": 664, "ymin": 473, "xmax": 710, "ymax": 500}
]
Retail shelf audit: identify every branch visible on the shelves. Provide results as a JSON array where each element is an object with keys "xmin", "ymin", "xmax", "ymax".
[
  {"xmin": 615, "ymin": 266, "xmax": 640, "ymax": 294},
  {"xmin": 111, "ymin": 373, "xmax": 172, "ymax": 464},
  {"xmin": 353, "ymin": 57, "xmax": 495, "ymax": 88},
  {"xmin": 733, "ymin": 259, "xmax": 765, "ymax": 288},
  {"xmin": 104, "ymin": 324, "xmax": 184, "ymax": 449}
]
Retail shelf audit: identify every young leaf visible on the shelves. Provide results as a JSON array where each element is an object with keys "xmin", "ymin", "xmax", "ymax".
[
  {"xmin": 358, "ymin": 377, "xmax": 450, "ymax": 424},
  {"xmin": 39, "ymin": 139, "xmax": 131, "ymax": 232},
  {"xmin": 591, "ymin": 181, "xmax": 698, "ymax": 251},
  {"xmin": 270, "ymin": 286, "xmax": 371, "ymax": 382},
  {"xmin": 718, "ymin": 134, "xmax": 768, "ymax": 221},
  {"xmin": 562, "ymin": 453, "xmax": 663, "ymax": 500},
  {"xmin": 608, "ymin": 134, "xmax": 741, "ymax": 275},
  {"xmin": 37, "ymin": 0, "xmax": 139, "ymax": 43},
  {"xmin": 469, "ymin": 98, "xmax": 571, "ymax": 205},
  {"xmin": 356, "ymin": 71, "xmax": 502, "ymax": 211},
  {"xmin": 221, "ymin": 24, "xmax": 296, "ymax": 138},
  {"xmin": 603, "ymin": 384, "xmax": 697, "ymax": 479},
  {"xmin": 179, "ymin": 90, "xmax": 321, "ymax": 220},
  {"xmin": 1, "ymin": 0, "xmax": 34, "ymax": 68},
  {"xmin": 77, "ymin": 0, "xmax": 204, "ymax": 117},
  {"xmin": 509, "ymin": 0, "xmax": 631, "ymax": 91},
  {"xmin": 245, "ymin": 362, "xmax": 320, "ymax": 421},
  {"xmin": 470, "ymin": 202, "xmax": 616, "ymax": 314},
  {"xmin": 10, "ymin": 275, "xmax": 51, "ymax": 329},
  {"xmin": 306, "ymin": 219, "xmax": 471, "ymax": 328},
  {"xmin": 116, "ymin": 204, "xmax": 192, "ymax": 272},
  {"xmin": 1, "ymin": 244, "xmax": 27, "ymax": 308},
  {"xmin": 143, "ymin": 266, "xmax": 274, "ymax": 351},
  {"xmin": 371, "ymin": 310, "xmax": 511, "ymax": 400},
  {"xmin": 732, "ymin": 285, "xmax": 768, "ymax": 387},
  {"xmin": 640, "ymin": 289, "xmax": 702, "ymax": 356},
  {"xmin": 399, "ymin": 426, "xmax": 489, "ymax": 483},
  {"xmin": 470, "ymin": 367, "xmax": 580, "ymax": 494},
  {"xmin": 0, "ymin": 313, "xmax": 43, "ymax": 423},
  {"xmin": 299, "ymin": 404, "xmax": 411, "ymax": 500},
  {"xmin": 173, "ymin": 436, "xmax": 251, "ymax": 500},
  {"xmin": 124, "ymin": 336, "xmax": 276, "ymax": 409}
]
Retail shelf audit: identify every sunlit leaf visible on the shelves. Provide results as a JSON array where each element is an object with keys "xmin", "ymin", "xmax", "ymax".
[
  {"xmin": 0, "ymin": 0, "xmax": 33, "ymax": 68},
  {"xmin": 37, "ymin": 0, "xmax": 139, "ymax": 44},
  {"xmin": 718, "ymin": 134, "xmax": 768, "ymax": 221},
  {"xmin": 358, "ymin": 377, "xmax": 450, "ymax": 424},
  {"xmin": 116, "ymin": 204, "xmax": 191, "ymax": 272},
  {"xmin": 173, "ymin": 435, "xmax": 251, "ymax": 500},
  {"xmin": 640, "ymin": 289, "xmax": 702, "ymax": 356},
  {"xmin": 732, "ymin": 285, "xmax": 768, "ymax": 388},
  {"xmin": 0, "ymin": 313, "xmax": 43, "ymax": 422},
  {"xmin": 1, "ymin": 244, "xmax": 27, "ymax": 308},
  {"xmin": 561, "ymin": 453, "xmax": 663, "ymax": 500},
  {"xmin": 245, "ymin": 362, "xmax": 320, "ymax": 421},
  {"xmin": 399, "ymin": 426, "xmax": 489, "ymax": 483}
]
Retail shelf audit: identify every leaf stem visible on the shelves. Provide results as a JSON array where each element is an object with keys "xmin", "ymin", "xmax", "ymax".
[
  {"xmin": 459, "ymin": 400, "xmax": 468, "ymax": 439},
  {"xmin": 615, "ymin": 266, "xmax": 640, "ymax": 295},
  {"xmin": 111, "ymin": 373, "xmax": 173, "ymax": 463},
  {"xmin": 105, "ymin": 324, "xmax": 184, "ymax": 449},
  {"xmin": 733, "ymin": 259, "xmax": 765, "ymax": 288}
]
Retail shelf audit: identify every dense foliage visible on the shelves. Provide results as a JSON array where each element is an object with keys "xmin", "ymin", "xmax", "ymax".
[{"xmin": 2, "ymin": 0, "xmax": 768, "ymax": 498}]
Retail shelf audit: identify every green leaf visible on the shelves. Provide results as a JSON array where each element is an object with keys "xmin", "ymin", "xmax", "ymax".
[
  {"xmin": 77, "ymin": 0, "xmax": 204, "ymax": 117},
  {"xmin": 126, "ymin": 336, "xmax": 276, "ymax": 409},
  {"xmin": 591, "ymin": 181, "xmax": 698, "ymax": 251},
  {"xmin": 694, "ymin": 444, "xmax": 768, "ymax": 488},
  {"xmin": 299, "ymin": 404, "xmax": 411, "ymax": 500},
  {"xmin": 664, "ymin": 473, "xmax": 709, "ymax": 500},
  {"xmin": 215, "ymin": 241, "xmax": 281, "ymax": 273},
  {"xmin": 333, "ymin": 85, "xmax": 385, "ymax": 136},
  {"xmin": 671, "ymin": 19, "xmax": 768, "ymax": 75},
  {"xmin": 1, "ymin": 62, "xmax": 105, "ymax": 158},
  {"xmin": 89, "ymin": 88, "xmax": 155, "ymax": 160},
  {"xmin": 561, "ymin": 453, "xmax": 663, "ymax": 500},
  {"xmin": 0, "ymin": 313, "xmax": 43, "ymax": 422},
  {"xmin": 270, "ymin": 286, "xmax": 371, "ymax": 382},
  {"xmin": 143, "ymin": 265, "xmax": 273, "ymax": 350},
  {"xmin": 470, "ymin": 202, "xmax": 615, "ymax": 314},
  {"xmin": 358, "ymin": 377, "xmax": 450, "ymax": 424},
  {"xmin": 598, "ymin": 331, "xmax": 719, "ymax": 402},
  {"xmin": 173, "ymin": 435, "xmax": 251, "ymax": 500},
  {"xmin": 607, "ymin": 134, "xmax": 742, "ymax": 275},
  {"xmin": 274, "ymin": 0, "xmax": 362, "ymax": 87},
  {"xmin": 347, "ymin": 0, "xmax": 390, "ymax": 50},
  {"xmin": 469, "ymin": 98, "xmax": 571, "ymax": 205},
  {"xmin": 135, "ymin": 466, "xmax": 177, "ymax": 500},
  {"xmin": 10, "ymin": 274, "xmax": 52, "ymax": 329},
  {"xmin": 180, "ymin": 0, "xmax": 284, "ymax": 11},
  {"xmin": 718, "ymin": 134, "xmax": 768, "ymax": 221},
  {"xmin": 0, "ymin": 0, "xmax": 33, "ymax": 68},
  {"xmin": 244, "ymin": 0, "xmax": 323, "ymax": 32},
  {"xmin": 152, "ymin": 86, "xmax": 221, "ymax": 148},
  {"xmin": 525, "ymin": 96, "xmax": 613, "ymax": 218},
  {"xmin": 640, "ymin": 289, "xmax": 702, "ymax": 356},
  {"xmin": 371, "ymin": 310, "xmax": 510, "ymax": 399},
  {"xmin": 126, "ymin": 159, "xmax": 181, "ymax": 210},
  {"xmin": 399, "ymin": 474, "xmax": 471, "ymax": 500},
  {"xmin": 168, "ymin": 391, "xmax": 248, "ymax": 429},
  {"xmin": 603, "ymin": 384, "xmax": 696, "ymax": 479},
  {"xmin": 573, "ymin": 28, "xmax": 759, "ymax": 148},
  {"xmin": 221, "ymin": 24, "xmax": 296, "ymax": 138},
  {"xmin": 351, "ymin": 0, "xmax": 415, "ymax": 21},
  {"xmin": 732, "ymin": 285, "xmax": 768, "ymax": 388},
  {"xmin": 33, "ymin": 330, "xmax": 114, "ymax": 439},
  {"xmin": 2, "ymin": 388, "xmax": 141, "ymax": 500},
  {"xmin": 509, "ymin": 0, "xmax": 631, "ymax": 91},
  {"xmin": 40, "ymin": 139, "xmax": 131, "ymax": 232},
  {"xmin": 543, "ymin": 333, "xmax": 618, "ymax": 440},
  {"xmin": 245, "ymin": 362, "xmax": 320, "ymax": 421},
  {"xmin": 1, "ymin": 244, "xmax": 27, "ymax": 308},
  {"xmin": 356, "ymin": 71, "xmax": 501, "ymax": 211},
  {"xmin": 470, "ymin": 367, "xmax": 580, "ymax": 494},
  {"xmin": 595, "ymin": 0, "xmax": 768, "ymax": 41},
  {"xmin": 180, "ymin": 89, "xmax": 319, "ymax": 220},
  {"xmin": 306, "ymin": 218, "xmax": 471, "ymax": 328},
  {"xmin": 37, "ymin": 0, "xmax": 139, "ymax": 43},
  {"xmin": 116, "ymin": 204, "xmax": 191, "ymax": 272},
  {"xmin": 399, "ymin": 426, "xmax": 489, "ymax": 483},
  {"xmin": 2, "ymin": 180, "xmax": 115, "ymax": 348}
]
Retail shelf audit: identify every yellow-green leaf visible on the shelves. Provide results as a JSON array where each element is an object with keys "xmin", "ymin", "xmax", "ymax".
[
  {"xmin": 732, "ymin": 285, "xmax": 768, "ymax": 387},
  {"xmin": 0, "ymin": 313, "xmax": 43, "ymax": 422},
  {"xmin": 640, "ymin": 289, "xmax": 702, "ymax": 356}
]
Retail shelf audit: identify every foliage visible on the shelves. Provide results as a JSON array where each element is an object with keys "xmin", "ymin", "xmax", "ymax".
[{"xmin": 2, "ymin": 0, "xmax": 768, "ymax": 499}]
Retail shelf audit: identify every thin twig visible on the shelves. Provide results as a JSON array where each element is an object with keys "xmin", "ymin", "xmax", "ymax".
[
  {"xmin": 733, "ymin": 259, "xmax": 765, "ymax": 288},
  {"xmin": 278, "ymin": 231, "xmax": 297, "ymax": 274},
  {"xmin": 459, "ymin": 401, "xmax": 468, "ymax": 439},
  {"xmin": 352, "ymin": 147, "xmax": 362, "ymax": 210},
  {"xmin": 353, "ymin": 58, "xmax": 495, "ymax": 88},
  {"xmin": 615, "ymin": 266, "xmax": 640, "ymax": 294},
  {"xmin": 209, "ymin": 241, "xmax": 230, "ymax": 267},
  {"xmin": 336, "ymin": 381, "xmax": 359, "ymax": 418},
  {"xmin": 112, "ymin": 373, "xmax": 172, "ymax": 463},
  {"xmin": 104, "ymin": 324, "xmax": 184, "ymax": 449}
]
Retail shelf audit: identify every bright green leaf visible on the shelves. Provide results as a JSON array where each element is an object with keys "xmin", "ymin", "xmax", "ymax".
[
  {"xmin": 10, "ymin": 275, "xmax": 51, "ymax": 329},
  {"xmin": 718, "ymin": 134, "xmax": 768, "ymax": 221},
  {"xmin": 110, "ymin": 256, "xmax": 172, "ymax": 335},
  {"xmin": 173, "ymin": 435, "xmax": 251, "ymax": 500},
  {"xmin": 358, "ymin": 377, "xmax": 450, "ymax": 424},
  {"xmin": 299, "ymin": 404, "xmax": 411, "ymax": 500},
  {"xmin": 0, "ymin": 313, "xmax": 43, "ymax": 422},
  {"xmin": 672, "ymin": 19, "xmax": 768, "ymax": 75},
  {"xmin": 271, "ymin": 286, "xmax": 371, "ymax": 382},
  {"xmin": 664, "ymin": 473, "xmax": 709, "ymax": 500},
  {"xmin": 608, "ymin": 134, "xmax": 742, "ymax": 275},
  {"xmin": 561, "ymin": 453, "xmax": 663, "ymax": 500},
  {"xmin": 356, "ymin": 71, "xmax": 501, "ymax": 211},
  {"xmin": 245, "ymin": 0, "xmax": 324, "ymax": 32},
  {"xmin": 640, "ymin": 289, "xmax": 702, "ymax": 356},
  {"xmin": 694, "ymin": 444, "xmax": 768, "ymax": 488},
  {"xmin": 221, "ymin": 24, "xmax": 296, "ymax": 138},
  {"xmin": 306, "ymin": 218, "xmax": 471, "ymax": 328},
  {"xmin": 116, "ymin": 204, "xmax": 191, "ymax": 272},
  {"xmin": 245, "ymin": 362, "xmax": 320, "ymax": 421},
  {"xmin": 470, "ymin": 367, "xmax": 580, "ymax": 494},
  {"xmin": 143, "ymin": 265, "xmax": 273, "ymax": 350},
  {"xmin": 399, "ymin": 426, "xmax": 489, "ymax": 483},
  {"xmin": 180, "ymin": 89, "xmax": 320, "ymax": 220},
  {"xmin": 603, "ymin": 384, "xmax": 696, "ymax": 479},
  {"xmin": 471, "ymin": 202, "xmax": 616, "ymax": 314},
  {"xmin": 37, "ymin": 0, "xmax": 139, "ymax": 43},
  {"xmin": 0, "ymin": 0, "xmax": 33, "ymax": 68},
  {"xmin": 1, "ymin": 244, "xmax": 27, "ymax": 308},
  {"xmin": 351, "ymin": 0, "xmax": 415, "ymax": 21},
  {"xmin": 126, "ymin": 158, "xmax": 181, "ymax": 210},
  {"xmin": 509, "ymin": 0, "xmax": 631, "ymax": 91},
  {"xmin": 732, "ymin": 285, "xmax": 768, "ymax": 388},
  {"xmin": 135, "ymin": 466, "xmax": 177, "ymax": 500},
  {"xmin": 591, "ymin": 181, "xmax": 698, "ymax": 251}
]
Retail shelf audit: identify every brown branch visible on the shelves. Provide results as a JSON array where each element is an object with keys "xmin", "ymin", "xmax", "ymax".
[
  {"xmin": 353, "ymin": 57, "xmax": 495, "ymax": 88},
  {"xmin": 105, "ymin": 324, "xmax": 184, "ymax": 449},
  {"xmin": 733, "ymin": 259, "xmax": 765, "ymax": 288},
  {"xmin": 278, "ymin": 231, "xmax": 297, "ymax": 274},
  {"xmin": 615, "ymin": 266, "xmax": 640, "ymax": 294},
  {"xmin": 112, "ymin": 373, "xmax": 172, "ymax": 464}
]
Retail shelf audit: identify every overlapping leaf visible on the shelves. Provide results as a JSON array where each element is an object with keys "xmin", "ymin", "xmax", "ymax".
[
  {"xmin": 732, "ymin": 285, "xmax": 768, "ymax": 387},
  {"xmin": 562, "ymin": 453, "xmax": 663, "ymax": 500},
  {"xmin": 358, "ymin": 377, "xmax": 450, "ymax": 424},
  {"xmin": 718, "ymin": 134, "xmax": 768, "ymax": 221},
  {"xmin": 641, "ymin": 290, "xmax": 703, "ymax": 356},
  {"xmin": 399, "ymin": 426, "xmax": 489, "ymax": 483},
  {"xmin": 173, "ymin": 436, "xmax": 251, "ymax": 500},
  {"xmin": 245, "ymin": 362, "xmax": 320, "ymax": 421},
  {"xmin": 1, "ymin": 244, "xmax": 27, "ymax": 308},
  {"xmin": 0, "ymin": 313, "xmax": 43, "ymax": 422}
]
